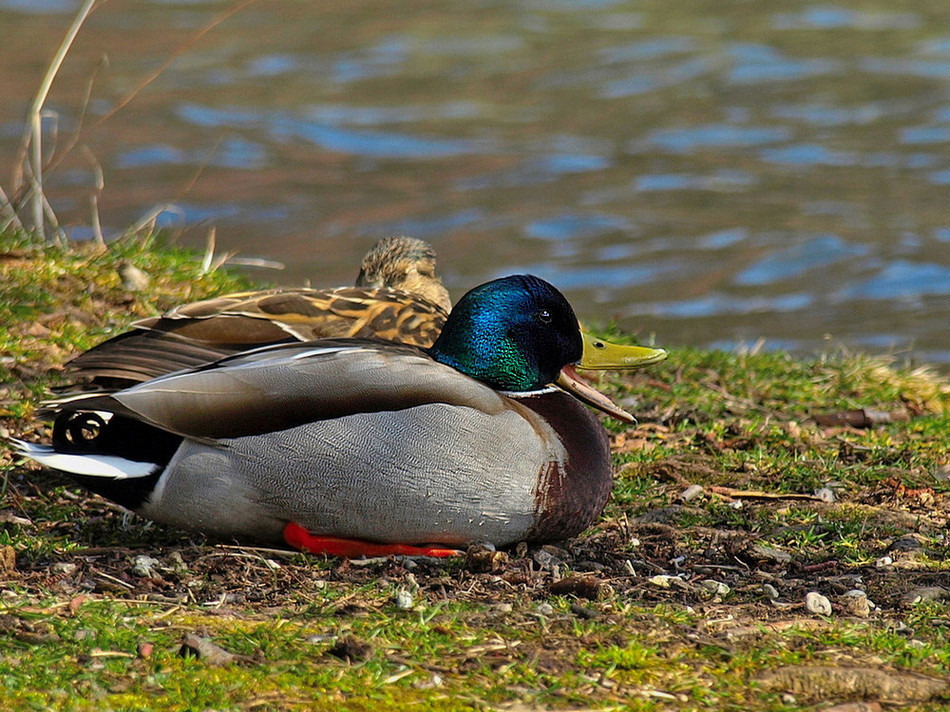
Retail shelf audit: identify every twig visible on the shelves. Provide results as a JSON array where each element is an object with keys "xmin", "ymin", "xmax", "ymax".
[
  {"xmin": 201, "ymin": 227, "xmax": 217, "ymax": 274},
  {"xmin": 12, "ymin": 0, "xmax": 99, "ymax": 239},
  {"xmin": 0, "ymin": 184, "xmax": 24, "ymax": 232},
  {"xmin": 708, "ymin": 486, "xmax": 825, "ymax": 502},
  {"xmin": 127, "ymin": 203, "xmax": 182, "ymax": 237},
  {"xmin": 81, "ymin": 145, "xmax": 106, "ymax": 247}
]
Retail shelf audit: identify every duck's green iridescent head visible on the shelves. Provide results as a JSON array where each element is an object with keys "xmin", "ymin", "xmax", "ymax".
[{"xmin": 429, "ymin": 275, "xmax": 581, "ymax": 391}]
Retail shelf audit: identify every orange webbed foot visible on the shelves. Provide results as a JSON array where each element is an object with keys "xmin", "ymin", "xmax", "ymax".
[{"xmin": 283, "ymin": 522, "xmax": 462, "ymax": 558}]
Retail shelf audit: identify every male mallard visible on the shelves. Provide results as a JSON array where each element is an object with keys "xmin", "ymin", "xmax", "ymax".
[
  {"xmin": 66, "ymin": 235, "xmax": 452, "ymax": 389},
  {"xmin": 14, "ymin": 275, "xmax": 666, "ymax": 557}
]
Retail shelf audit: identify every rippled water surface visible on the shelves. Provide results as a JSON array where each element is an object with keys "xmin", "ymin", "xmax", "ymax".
[{"xmin": 2, "ymin": 0, "xmax": 949, "ymax": 362}]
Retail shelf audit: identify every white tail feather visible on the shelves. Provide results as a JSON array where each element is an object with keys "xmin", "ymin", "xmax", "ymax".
[{"xmin": 9, "ymin": 438, "xmax": 156, "ymax": 479}]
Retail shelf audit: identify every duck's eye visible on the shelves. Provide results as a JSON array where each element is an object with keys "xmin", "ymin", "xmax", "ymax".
[{"xmin": 536, "ymin": 309, "xmax": 553, "ymax": 325}]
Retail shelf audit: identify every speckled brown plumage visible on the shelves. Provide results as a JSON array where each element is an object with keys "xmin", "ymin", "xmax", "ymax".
[{"xmin": 63, "ymin": 237, "xmax": 450, "ymax": 390}]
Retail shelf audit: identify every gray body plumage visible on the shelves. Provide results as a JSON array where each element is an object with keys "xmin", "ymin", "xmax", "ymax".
[{"xmin": 145, "ymin": 402, "xmax": 561, "ymax": 546}]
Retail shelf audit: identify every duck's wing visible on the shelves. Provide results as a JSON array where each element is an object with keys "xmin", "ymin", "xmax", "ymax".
[
  {"xmin": 64, "ymin": 287, "xmax": 449, "ymax": 387},
  {"xmin": 49, "ymin": 340, "xmax": 507, "ymax": 440},
  {"xmin": 214, "ymin": 286, "xmax": 448, "ymax": 346}
]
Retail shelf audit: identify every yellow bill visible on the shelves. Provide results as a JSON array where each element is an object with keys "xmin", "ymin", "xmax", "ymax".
[{"xmin": 578, "ymin": 332, "xmax": 667, "ymax": 371}]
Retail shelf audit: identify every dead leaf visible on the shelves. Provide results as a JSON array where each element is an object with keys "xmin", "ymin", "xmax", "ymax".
[
  {"xmin": 549, "ymin": 575, "xmax": 602, "ymax": 600},
  {"xmin": 68, "ymin": 595, "xmax": 89, "ymax": 616},
  {"xmin": 0, "ymin": 546, "xmax": 15, "ymax": 573},
  {"xmin": 179, "ymin": 633, "xmax": 244, "ymax": 665}
]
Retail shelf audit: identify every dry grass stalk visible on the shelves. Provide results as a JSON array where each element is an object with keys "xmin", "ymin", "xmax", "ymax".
[{"xmin": 12, "ymin": 0, "xmax": 99, "ymax": 240}]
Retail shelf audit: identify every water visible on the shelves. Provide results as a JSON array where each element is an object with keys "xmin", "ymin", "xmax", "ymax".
[{"xmin": 1, "ymin": 0, "xmax": 949, "ymax": 364}]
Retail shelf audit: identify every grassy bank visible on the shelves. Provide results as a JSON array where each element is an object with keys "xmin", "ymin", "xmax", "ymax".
[{"xmin": 1, "ymin": 230, "xmax": 949, "ymax": 711}]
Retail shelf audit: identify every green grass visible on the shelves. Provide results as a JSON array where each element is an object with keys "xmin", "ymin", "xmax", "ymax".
[{"xmin": 1, "ymin": 228, "xmax": 950, "ymax": 710}]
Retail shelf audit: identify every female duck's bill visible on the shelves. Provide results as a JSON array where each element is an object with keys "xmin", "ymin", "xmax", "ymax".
[{"xmin": 13, "ymin": 274, "xmax": 666, "ymax": 558}]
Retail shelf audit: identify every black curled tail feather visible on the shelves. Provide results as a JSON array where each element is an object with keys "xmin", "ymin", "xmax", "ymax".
[
  {"xmin": 47, "ymin": 410, "xmax": 183, "ymax": 512},
  {"xmin": 51, "ymin": 410, "xmax": 182, "ymax": 468}
]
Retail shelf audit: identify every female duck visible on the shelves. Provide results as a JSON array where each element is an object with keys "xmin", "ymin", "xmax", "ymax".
[
  {"xmin": 66, "ymin": 235, "xmax": 452, "ymax": 389},
  {"xmin": 15, "ymin": 275, "xmax": 666, "ymax": 556}
]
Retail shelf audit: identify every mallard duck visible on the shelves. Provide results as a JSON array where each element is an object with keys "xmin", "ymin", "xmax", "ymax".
[
  {"xmin": 14, "ymin": 275, "xmax": 666, "ymax": 557},
  {"xmin": 66, "ymin": 235, "xmax": 452, "ymax": 389}
]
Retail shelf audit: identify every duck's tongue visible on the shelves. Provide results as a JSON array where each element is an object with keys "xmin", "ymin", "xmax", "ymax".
[{"xmin": 555, "ymin": 364, "xmax": 636, "ymax": 424}]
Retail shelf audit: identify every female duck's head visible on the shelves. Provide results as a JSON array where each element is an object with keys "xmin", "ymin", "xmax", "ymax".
[{"xmin": 429, "ymin": 275, "xmax": 582, "ymax": 392}]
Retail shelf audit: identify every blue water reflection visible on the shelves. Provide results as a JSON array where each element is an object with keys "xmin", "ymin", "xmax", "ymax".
[
  {"xmin": 332, "ymin": 37, "xmax": 409, "ymax": 84},
  {"xmin": 362, "ymin": 209, "xmax": 487, "ymax": 239},
  {"xmin": 178, "ymin": 104, "xmax": 484, "ymax": 159},
  {"xmin": 735, "ymin": 235, "xmax": 868, "ymax": 286},
  {"xmin": 635, "ymin": 171, "xmax": 755, "ymax": 192},
  {"xmin": 727, "ymin": 44, "xmax": 840, "ymax": 84},
  {"xmin": 526, "ymin": 213, "xmax": 631, "ymax": 241},
  {"xmin": 772, "ymin": 7, "xmax": 920, "ymax": 31},
  {"xmin": 0, "ymin": 0, "xmax": 77, "ymax": 13},
  {"xmin": 836, "ymin": 261, "xmax": 950, "ymax": 300},
  {"xmin": 632, "ymin": 293, "xmax": 813, "ymax": 319},
  {"xmin": 117, "ymin": 138, "xmax": 267, "ymax": 169},
  {"xmin": 772, "ymin": 103, "xmax": 887, "ymax": 126},
  {"xmin": 637, "ymin": 124, "xmax": 791, "ymax": 153}
]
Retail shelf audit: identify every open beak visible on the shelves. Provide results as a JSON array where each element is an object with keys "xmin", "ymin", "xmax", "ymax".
[
  {"xmin": 578, "ymin": 332, "xmax": 667, "ymax": 371},
  {"xmin": 556, "ymin": 364, "xmax": 637, "ymax": 423},
  {"xmin": 555, "ymin": 333, "xmax": 668, "ymax": 424}
]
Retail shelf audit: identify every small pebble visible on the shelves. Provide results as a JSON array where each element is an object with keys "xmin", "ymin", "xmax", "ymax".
[
  {"xmin": 805, "ymin": 591, "xmax": 832, "ymax": 616},
  {"xmin": 491, "ymin": 603, "xmax": 513, "ymax": 614},
  {"xmin": 814, "ymin": 487, "xmax": 836, "ymax": 503},
  {"xmin": 893, "ymin": 621, "xmax": 914, "ymax": 636},
  {"xmin": 874, "ymin": 555, "xmax": 893, "ymax": 569},
  {"xmin": 699, "ymin": 579, "xmax": 730, "ymax": 597},
  {"xmin": 677, "ymin": 484, "xmax": 704, "ymax": 503},
  {"xmin": 748, "ymin": 544, "xmax": 793, "ymax": 564},
  {"xmin": 536, "ymin": 602, "xmax": 554, "ymax": 616},
  {"xmin": 532, "ymin": 549, "xmax": 561, "ymax": 572},
  {"xmin": 394, "ymin": 590, "xmax": 414, "ymax": 610},
  {"xmin": 52, "ymin": 562, "xmax": 78, "ymax": 576},
  {"xmin": 887, "ymin": 534, "xmax": 925, "ymax": 552},
  {"xmin": 131, "ymin": 555, "xmax": 160, "ymax": 578},
  {"xmin": 761, "ymin": 583, "xmax": 780, "ymax": 600},
  {"xmin": 908, "ymin": 639, "xmax": 927, "ymax": 650},
  {"xmin": 841, "ymin": 590, "xmax": 870, "ymax": 618},
  {"xmin": 118, "ymin": 261, "xmax": 150, "ymax": 291},
  {"xmin": 648, "ymin": 574, "xmax": 688, "ymax": 589},
  {"xmin": 168, "ymin": 551, "xmax": 187, "ymax": 569},
  {"xmin": 413, "ymin": 673, "xmax": 443, "ymax": 689}
]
